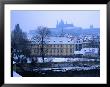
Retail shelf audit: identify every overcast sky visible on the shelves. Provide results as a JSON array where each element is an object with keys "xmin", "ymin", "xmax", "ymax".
[{"xmin": 11, "ymin": 10, "xmax": 100, "ymax": 33}]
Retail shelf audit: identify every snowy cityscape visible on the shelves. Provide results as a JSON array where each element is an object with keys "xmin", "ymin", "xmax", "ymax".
[{"xmin": 11, "ymin": 11, "xmax": 100, "ymax": 77}]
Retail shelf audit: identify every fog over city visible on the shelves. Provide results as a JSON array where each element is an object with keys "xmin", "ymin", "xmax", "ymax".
[{"xmin": 11, "ymin": 10, "xmax": 100, "ymax": 33}]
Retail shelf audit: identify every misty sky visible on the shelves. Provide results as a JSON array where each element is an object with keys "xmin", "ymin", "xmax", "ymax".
[{"xmin": 11, "ymin": 10, "xmax": 100, "ymax": 33}]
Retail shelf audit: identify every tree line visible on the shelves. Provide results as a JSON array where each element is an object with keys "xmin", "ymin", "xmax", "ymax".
[{"xmin": 11, "ymin": 24, "xmax": 51, "ymax": 64}]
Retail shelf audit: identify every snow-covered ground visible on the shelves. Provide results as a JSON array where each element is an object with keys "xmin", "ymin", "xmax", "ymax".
[
  {"xmin": 13, "ymin": 53, "xmax": 99, "ymax": 63},
  {"xmin": 33, "ymin": 57, "xmax": 100, "ymax": 72},
  {"xmin": 13, "ymin": 71, "xmax": 22, "ymax": 77},
  {"xmin": 33, "ymin": 65, "xmax": 100, "ymax": 72},
  {"xmin": 37, "ymin": 57, "xmax": 99, "ymax": 63}
]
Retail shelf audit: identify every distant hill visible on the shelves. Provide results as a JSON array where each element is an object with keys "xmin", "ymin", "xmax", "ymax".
[
  {"xmin": 50, "ymin": 28, "xmax": 100, "ymax": 36},
  {"xmin": 28, "ymin": 20, "xmax": 100, "ymax": 37}
]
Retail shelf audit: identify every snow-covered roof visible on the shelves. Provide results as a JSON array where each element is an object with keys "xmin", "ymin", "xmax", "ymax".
[
  {"xmin": 74, "ymin": 39, "xmax": 83, "ymax": 44},
  {"xmin": 74, "ymin": 48, "xmax": 99, "ymax": 55},
  {"xmin": 74, "ymin": 51, "xmax": 83, "ymax": 54},
  {"xmin": 31, "ymin": 37, "xmax": 75, "ymax": 44},
  {"xmin": 47, "ymin": 37, "xmax": 75, "ymax": 44},
  {"xmin": 81, "ymin": 48, "xmax": 99, "ymax": 53}
]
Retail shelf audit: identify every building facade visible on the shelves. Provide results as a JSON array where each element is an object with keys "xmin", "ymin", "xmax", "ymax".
[
  {"xmin": 30, "ymin": 35, "xmax": 99, "ymax": 58},
  {"xmin": 31, "ymin": 37, "xmax": 75, "ymax": 57}
]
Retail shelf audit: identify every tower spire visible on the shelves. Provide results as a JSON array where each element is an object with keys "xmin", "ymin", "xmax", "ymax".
[
  {"xmin": 57, "ymin": 20, "xmax": 58, "ymax": 25},
  {"xmin": 56, "ymin": 20, "xmax": 59, "ymax": 28}
]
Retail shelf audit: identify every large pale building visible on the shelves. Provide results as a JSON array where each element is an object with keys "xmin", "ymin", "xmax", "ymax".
[
  {"xmin": 30, "ymin": 35, "xmax": 99, "ymax": 58},
  {"xmin": 31, "ymin": 37, "xmax": 75, "ymax": 57}
]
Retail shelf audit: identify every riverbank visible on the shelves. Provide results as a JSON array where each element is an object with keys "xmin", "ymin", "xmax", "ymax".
[{"xmin": 16, "ymin": 69, "xmax": 100, "ymax": 77}]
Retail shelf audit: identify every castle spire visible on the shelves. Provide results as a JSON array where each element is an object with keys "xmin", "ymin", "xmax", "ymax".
[
  {"xmin": 57, "ymin": 20, "xmax": 58, "ymax": 25},
  {"xmin": 56, "ymin": 20, "xmax": 59, "ymax": 28},
  {"xmin": 90, "ymin": 25, "xmax": 93, "ymax": 29}
]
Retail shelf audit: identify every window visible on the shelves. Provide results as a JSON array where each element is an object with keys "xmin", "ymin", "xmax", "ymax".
[
  {"xmin": 50, "ymin": 49, "xmax": 52, "ymax": 53},
  {"xmin": 66, "ymin": 49, "xmax": 68, "ymax": 53},
  {"xmin": 61, "ymin": 44, "xmax": 62, "ymax": 47},
  {"xmin": 79, "ymin": 44, "xmax": 82, "ymax": 50},
  {"xmin": 66, "ymin": 45, "xmax": 68, "ymax": 48},
  {"xmin": 46, "ymin": 49, "xmax": 48, "ymax": 52},
  {"xmin": 54, "ymin": 48, "xmax": 56, "ymax": 53},
  {"xmin": 50, "ymin": 45, "xmax": 52, "ymax": 47},
  {"xmin": 60, "ymin": 49, "xmax": 63, "ymax": 53},
  {"xmin": 57, "ymin": 49, "xmax": 59, "ymax": 53},
  {"xmin": 70, "ymin": 49, "xmax": 72, "ymax": 53},
  {"xmin": 34, "ymin": 48, "xmax": 37, "ymax": 53},
  {"xmin": 70, "ymin": 45, "xmax": 72, "ymax": 48}
]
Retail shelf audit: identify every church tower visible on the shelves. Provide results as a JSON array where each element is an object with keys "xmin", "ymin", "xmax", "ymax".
[
  {"xmin": 90, "ymin": 25, "xmax": 93, "ymax": 29},
  {"xmin": 56, "ymin": 20, "xmax": 59, "ymax": 28}
]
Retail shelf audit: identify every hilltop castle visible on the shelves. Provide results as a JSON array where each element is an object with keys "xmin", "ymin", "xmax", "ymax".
[{"xmin": 56, "ymin": 20, "xmax": 74, "ymax": 29}]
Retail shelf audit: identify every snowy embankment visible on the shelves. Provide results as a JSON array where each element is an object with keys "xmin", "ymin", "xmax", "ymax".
[
  {"xmin": 33, "ymin": 65, "xmax": 100, "ymax": 72},
  {"xmin": 32, "ymin": 57, "xmax": 100, "ymax": 72},
  {"xmin": 13, "ymin": 71, "xmax": 22, "ymax": 77},
  {"xmin": 37, "ymin": 57, "xmax": 99, "ymax": 63}
]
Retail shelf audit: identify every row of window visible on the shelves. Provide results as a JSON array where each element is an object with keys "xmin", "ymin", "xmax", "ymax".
[
  {"xmin": 33, "ymin": 48, "xmax": 73, "ymax": 54},
  {"xmin": 31, "ymin": 44, "xmax": 74, "ymax": 48},
  {"xmin": 48, "ymin": 41, "xmax": 72, "ymax": 42},
  {"xmin": 48, "ymin": 44, "xmax": 74, "ymax": 48}
]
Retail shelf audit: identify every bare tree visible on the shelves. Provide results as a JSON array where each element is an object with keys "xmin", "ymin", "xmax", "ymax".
[{"xmin": 32, "ymin": 26, "xmax": 51, "ymax": 62}]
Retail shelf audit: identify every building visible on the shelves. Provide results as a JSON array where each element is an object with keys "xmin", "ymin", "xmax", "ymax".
[
  {"xmin": 31, "ymin": 37, "xmax": 75, "ymax": 57},
  {"xmin": 74, "ymin": 48, "xmax": 99, "ymax": 57},
  {"xmin": 30, "ymin": 35, "xmax": 99, "ymax": 58},
  {"xmin": 74, "ymin": 35, "xmax": 100, "ymax": 58}
]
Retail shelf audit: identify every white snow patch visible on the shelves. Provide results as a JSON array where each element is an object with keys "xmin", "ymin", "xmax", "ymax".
[
  {"xmin": 13, "ymin": 71, "xmax": 22, "ymax": 77},
  {"xmin": 27, "ymin": 58, "xmax": 31, "ymax": 63},
  {"xmin": 13, "ymin": 61, "xmax": 16, "ymax": 64},
  {"xmin": 33, "ymin": 65, "xmax": 100, "ymax": 72},
  {"xmin": 37, "ymin": 57, "xmax": 43, "ymax": 63},
  {"xmin": 39, "ymin": 57, "xmax": 99, "ymax": 62}
]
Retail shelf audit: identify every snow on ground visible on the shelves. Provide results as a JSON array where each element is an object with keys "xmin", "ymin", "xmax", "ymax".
[
  {"xmin": 27, "ymin": 58, "xmax": 32, "ymax": 63},
  {"xmin": 33, "ymin": 57, "xmax": 99, "ymax": 72},
  {"xmin": 66, "ymin": 58, "xmax": 99, "ymax": 62},
  {"xmin": 13, "ymin": 61, "xmax": 16, "ymax": 64},
  {"xmin": 37, "ymin": 57, "xmax": 99, "ymax": 63},
  {"xmin": 33, "ymin": 65, "xmax": 100, "ymax": 72},
  {"xmin": 48, "ymin": 58, "xmax": 68, "ymax": 62},
  {"xmin": 13, "ymin": 71, "xmax": 22, "ymax": 77}
]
